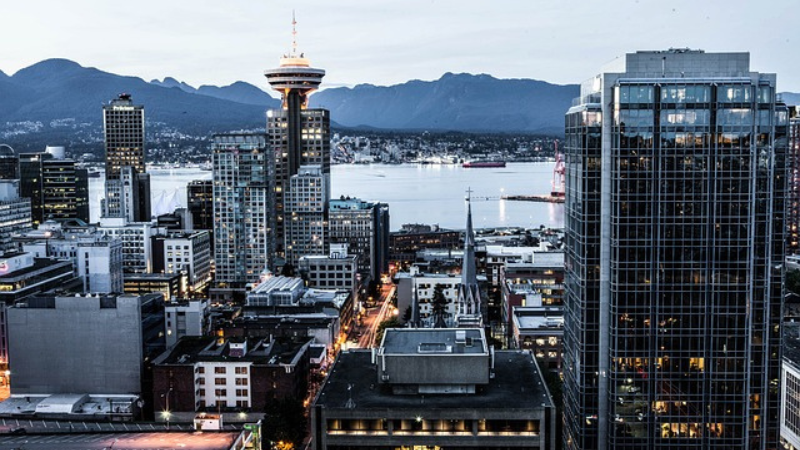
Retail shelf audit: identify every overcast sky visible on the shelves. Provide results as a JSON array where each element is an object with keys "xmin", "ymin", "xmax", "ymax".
[{"xmin": 3, "ymin": 0, "xmax": 799, "ymax": 92}]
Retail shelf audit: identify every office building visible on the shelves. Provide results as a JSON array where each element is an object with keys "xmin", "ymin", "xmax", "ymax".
[
  {"xmin": 299, "ymin": 244, "xmax": 358, "ymax": 302},
  {"xmin": 151, "ymin": 336, "xmax": 311, "ymax": 423},
  {"xmin": 103, "ymin": 94, "xmax": 150, "ymax": 222},
  {"xmin": 7, "ymin": 293, "xmax": 165, "ymax": 395},
  {"xmin": 124, "ymin": 272, "xmax": 183, "ymax": 299},
  {"xmin": 329, "ymin": 197, "xmax": 390, "ymax": 282},
  {"xmin": 286, "ymin": 165, "xmax": 327, "ymax": 264},
  {"xmin": 0, "ymin": 253, "xmax": 80, "ymax": 373},
  {"xmin": 0, "ymin": 180, "xmax": 31, "ymax": 254},
  {"xmin": 563, "ymin": 49, "xmax": 788, "ymax": 449},
  {"xmin": 394, "ymin": 266, "xmax": 461, "ymax": 327},
  {"xmin": 187, "ymin": 179, "xmax": 214, "ymax": 232},
  {"xmin": 264, "ymin": 19, "xmax": 330, "ymax": 256},
  {"xmin": 781, "ymin": 323, "xmax": 800, "ymax": 449},
  {"xmin": 311, "ymin": 328, "xmax": 556, "ymax": 450},
  {"xmin": 19, "ymin": 222, "xmax": 124, "ymax": 294},
  {"xmin": 0, "ymin": 145, "xmax": 18, "ymax": 180},
  {"xmin": 212, "ymin": 134, "xmax": 273, "ymax": 290},
  {"xmin": 18, "ymin": 148, "xmax": 90, "ymax": 226},
  {"xmin": 164, "ymin": 299, "xmax": 210, "ymax": 348},
  {"xmin": 151, "ymin": 230, "xmax": 212, "ymax": 294},
  {"xmin": 789, "ymin": 110, "xmax": 800, "ymax": 253},
  {"xmin": 389, "ymin": 224, "xmax": 461, "ymax": 267},
  {"xmin": 97, "ymin": 217, "xmax": 159, "ymax": 273}
]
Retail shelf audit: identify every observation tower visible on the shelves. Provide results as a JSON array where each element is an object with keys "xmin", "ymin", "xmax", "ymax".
[{"xmin": 264, "ymin": 14, "xmax": 326, "ymax": 177}]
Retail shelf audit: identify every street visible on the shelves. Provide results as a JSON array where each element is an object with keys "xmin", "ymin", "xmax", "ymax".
[{"xmin": 354, "ymin": 284, "xmax": 396, "ymax": 348}]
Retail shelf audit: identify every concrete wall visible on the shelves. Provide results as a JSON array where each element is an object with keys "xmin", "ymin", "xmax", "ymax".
[{"xmin": 7, "ymin": 295, "xmax": 144, "ymax": 394}]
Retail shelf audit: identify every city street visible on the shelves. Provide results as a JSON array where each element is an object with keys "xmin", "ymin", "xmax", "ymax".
[{"xmin": 355, "ymin": 284, "xmax": 396, "ymax": 348}]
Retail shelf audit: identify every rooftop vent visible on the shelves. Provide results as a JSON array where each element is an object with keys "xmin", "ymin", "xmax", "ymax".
[
  {"xmin": 455, "ymin": 330, "xmax": 467, "ymax": 344},
  {"xmin": 418, "ymin": 343, "xmax": 450, "ymax": 353}
]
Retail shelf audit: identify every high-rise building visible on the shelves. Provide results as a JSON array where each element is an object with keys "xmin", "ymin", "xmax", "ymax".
[
  {"xmin": 0, "ymin": 144, "xmax": 19, "ymax": 180},
  {"xmin": 789, "ymin": 108, "xmax": 800, "ymax": 253},
  {"xmin": 563, "ymin": 49, "xmax": 788, "ymax": 450},
  {"xmin": 212, "ymin": 133, "xmax": 273, "ymax": 288},
  {"xmin": 18, "ymin": 147, "xmax": 91, "ymax": 225},
  {"xmin": 264, "ymin": 17, "xmax": 330, "ymax": 257},
  {"xmin": 103, "ymin": 94, "xmax": 150, "ymax": 222},
  {"xmin": 328, "ymin": 197, "xmax": 390, "ymax": 282},
  {"xmin": 286, "ymin": 165, "xmax": 327, "ymax": 264},
  {"xmin": 187, "ymin": 179, "xmax": 214, "ymax": 231}
]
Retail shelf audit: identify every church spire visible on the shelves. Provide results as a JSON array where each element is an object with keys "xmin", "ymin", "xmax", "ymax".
[{"xmin": 456, "ymin": 187, "xmax": 481, "ymax": 326}]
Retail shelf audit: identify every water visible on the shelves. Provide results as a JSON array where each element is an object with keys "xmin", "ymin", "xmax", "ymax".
[{"xmin": 89, "ymin": 163, "xmax": 564, "ymax": 230}]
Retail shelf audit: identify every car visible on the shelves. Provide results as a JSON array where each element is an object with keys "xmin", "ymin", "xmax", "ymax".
[{"xmin": 9, "ymin": 427, "xmax": 26, "ymax": 434}]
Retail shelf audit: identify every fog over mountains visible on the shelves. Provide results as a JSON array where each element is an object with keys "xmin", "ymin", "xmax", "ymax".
[{"xmin": 1, "ymin": 59, "xmax": 797, "ymax": 142}]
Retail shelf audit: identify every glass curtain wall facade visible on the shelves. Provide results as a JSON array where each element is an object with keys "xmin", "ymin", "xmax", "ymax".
[{"xmin": 564, "ymin": 50, "xmax": 787, "ymax": 450}]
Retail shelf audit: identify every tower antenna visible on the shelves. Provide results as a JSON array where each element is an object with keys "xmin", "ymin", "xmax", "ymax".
[{"xmin": 291, "ymin": 10, "xmax": 298, "ymax": 56}]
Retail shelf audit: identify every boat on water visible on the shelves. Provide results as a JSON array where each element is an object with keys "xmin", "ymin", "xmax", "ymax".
[{"xmin": 462, "ymin": 161, "xmax": 506, "ymax": 168}]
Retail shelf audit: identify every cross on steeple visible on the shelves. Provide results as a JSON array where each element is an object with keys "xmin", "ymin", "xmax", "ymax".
[{"xmin": 465, "ymin": 187, "xmax": 473, "ymax": 202}]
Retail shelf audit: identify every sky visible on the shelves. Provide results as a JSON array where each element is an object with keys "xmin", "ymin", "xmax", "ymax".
[{"xmin": 3, "ymin": 0, "xmax": 799, "ymax": 92}]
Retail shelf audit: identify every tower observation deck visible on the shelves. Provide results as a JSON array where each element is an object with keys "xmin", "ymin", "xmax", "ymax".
[
  {"xmin": 264, "ymin": 14, "xmax": 325, "ymax": 110},
  {"xmin": 264, "ymin": 14, "xmax": 326, "ymax": 180}
]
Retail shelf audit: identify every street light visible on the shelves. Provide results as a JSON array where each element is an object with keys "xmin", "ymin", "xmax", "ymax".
[{"xmin": 161, "ymin": 388, "xmax": 173, "ymax": 430}]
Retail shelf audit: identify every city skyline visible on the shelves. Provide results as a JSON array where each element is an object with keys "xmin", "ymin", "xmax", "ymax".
[{"xmin": 3, "ymin": 1, "xmax": 800, "ymax": 92}]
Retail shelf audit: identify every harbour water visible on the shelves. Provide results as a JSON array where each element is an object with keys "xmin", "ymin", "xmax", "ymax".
[{"xmin": 89, "ymin": 162, "xmax": 563, "ymax": 230}]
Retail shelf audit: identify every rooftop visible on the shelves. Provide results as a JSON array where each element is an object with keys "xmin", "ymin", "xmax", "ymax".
[
  {"xmin": 153, "ymin": 336, "xmax": 310, "ymax": 366},
  {"xmin": 382, "ymin": 328, "xmax": 487, "ymax": 355},
  {"xmin": 315, "ymin": 350, "xmax": 553, "ymax": 410}
]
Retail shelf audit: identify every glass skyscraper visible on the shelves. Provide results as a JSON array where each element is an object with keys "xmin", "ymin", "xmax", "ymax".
[{"xmin": 564, "ymin": 49, "xmax": 788, "ymax": 450}]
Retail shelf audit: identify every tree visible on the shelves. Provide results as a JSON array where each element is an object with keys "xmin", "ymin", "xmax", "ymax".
[
  {"xmin": 431, "ymin": 284, "xmax": 448, "ymax": 328},
  {"xmin": 262, "ymin": 395, "xmax": 306, "ymax": 450},
  {"xmin": 402, "ymin": 306, "xmax": 412, "ymax": 323},
  {"xmin": 375, "ymin": 317, "xmax": 402, "ymax": 345}
]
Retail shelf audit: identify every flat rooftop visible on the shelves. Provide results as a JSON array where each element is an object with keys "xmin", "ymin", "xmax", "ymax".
[
  {"xmin": 0, "ymin": 432, "xmax": 240, "ymax": 450},
  {"xmin": 154, "ymin": 336, "xmax": 309, "ymax": 366},
  {"xmin": 315, "ymin": 350, "xmax": 553, "ymax": 410},
  {"xmin": 382, "ymin": 328, "xmax": 487, "ymax": 355}
]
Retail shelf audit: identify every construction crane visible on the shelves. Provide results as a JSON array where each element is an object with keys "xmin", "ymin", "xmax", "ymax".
[{"xmin": 551, "ymin": 140, "xmax": 565, "ymax": 198}]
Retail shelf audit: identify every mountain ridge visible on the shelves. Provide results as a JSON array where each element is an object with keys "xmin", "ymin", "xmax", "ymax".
[{"xmin": 2, "ymin": 58, "xmax": 796, "ymax": 143}]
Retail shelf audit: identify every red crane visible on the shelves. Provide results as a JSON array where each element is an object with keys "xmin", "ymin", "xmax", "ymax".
[{"xmin": 551, "ymin": 140, "xmax": 565, "ymax": 198}]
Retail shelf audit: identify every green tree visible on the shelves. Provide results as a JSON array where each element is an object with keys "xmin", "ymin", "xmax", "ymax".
[
  {"xmin": 262, "ymin": 395, "xmax": 306, "ymax": 449},
  {"xmin": 375, "ymin": 317, "xmax": 402, "ymax": 345},
  {"xmin": 431, "ymin": 283, "xmax": 448, "ymax": 328}
]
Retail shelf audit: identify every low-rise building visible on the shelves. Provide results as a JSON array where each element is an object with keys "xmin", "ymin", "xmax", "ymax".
[
  {"xmin": 511, "ymin": 306, "xmax": 564, "ymax": 372},
  {"xmin": 0, "ymin": 253, "xmax": 80, "ymax": 370},
  {"xmin": 19, "ymin": 222, "xmax": 124, "ymax": 294},
  {"xmin": 782, "ymin": 323, "xmax": 800, "ymax": 449},
  {"xmin": 151, "ymin": 336, "xmax": 311, "ymax": 423},
  {"xmin": 299, "ymin": 244, "xmax": 358, "ymax": 303},
  {"xmin": 165, "ymin": 299, "xmax": 210, "ymax": 348},
  {"xmin": 311, "ymin": 328, "xmax": 556, "ymax": 449},
  {"xmin": 124, "ymin": 272, "xmax": 184, "ymax": 299}
]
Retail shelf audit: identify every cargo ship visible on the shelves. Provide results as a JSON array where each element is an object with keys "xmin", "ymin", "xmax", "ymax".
[{"xmin": 462, "ymin": 161, "xmax": 506, "ymax": 168}]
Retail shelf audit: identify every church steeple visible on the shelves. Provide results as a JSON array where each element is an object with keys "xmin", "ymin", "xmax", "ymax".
[{"xmin": 456, "ymin": 188, "xmax": 481, "ymax": 325}]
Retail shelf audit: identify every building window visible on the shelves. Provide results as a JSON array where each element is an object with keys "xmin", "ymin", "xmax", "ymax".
[
  {"xmin": 214, "ymin": 389, "xmax": 227, "ymax": 397},
  {"xmin": 215, "ymin": 378, "xmax": 226, "ymax": 385},
  {"xmin": 214, "ymin": 367, "xmax": 226, "ymax": 374},
  {"xmin": 236, "ymin": 389, "xmax": 249, "ymax": 397},
  {"xmin": 235, "ymin": 378, "xmax": 248, "ymax": 386},
  {"xmin": 197, "ymin": 367, "xmax": 205, "ymax": 374},
  {"xmin": 235, "ymin": 367, "xmax": 248, "ymax": 375}
]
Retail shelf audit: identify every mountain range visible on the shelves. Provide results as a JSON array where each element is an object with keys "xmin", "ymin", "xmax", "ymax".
[{"xmin": 1, "ymin": 58, "xmax": 797, "ymax": 145}]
